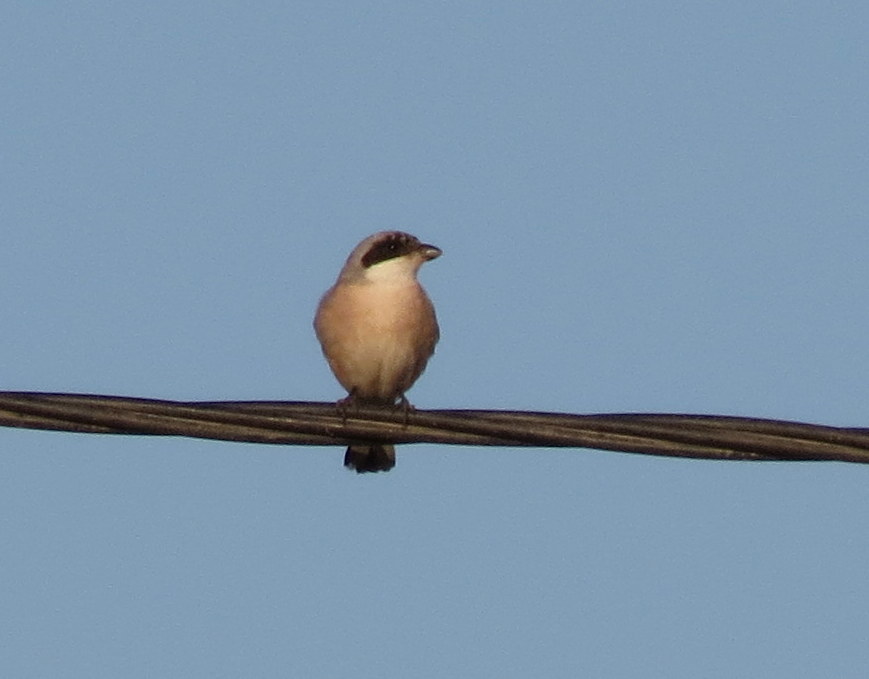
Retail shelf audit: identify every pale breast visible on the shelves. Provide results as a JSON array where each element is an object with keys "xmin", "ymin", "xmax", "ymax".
[{"xmin": 315, "ymin": 280, "xmax": 439, "ymax": 401}]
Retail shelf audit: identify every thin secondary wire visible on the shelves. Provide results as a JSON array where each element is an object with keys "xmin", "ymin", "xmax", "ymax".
[{"xmin": 1, "ymin": 391, "xmax": 868, "ymax": 463}]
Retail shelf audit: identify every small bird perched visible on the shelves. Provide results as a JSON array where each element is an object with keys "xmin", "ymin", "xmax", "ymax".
[{"xmin": 314, "ymin": 231, "xmax": 442, "ymax": 473}]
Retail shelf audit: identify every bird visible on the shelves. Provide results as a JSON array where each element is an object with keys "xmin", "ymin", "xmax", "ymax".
[{"xmin": 314, "ymin": 231, "xmax": 442, "ymax": 473}]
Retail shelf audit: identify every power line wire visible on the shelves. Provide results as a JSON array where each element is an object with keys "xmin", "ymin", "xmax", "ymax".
[{"xmin": 1, "ymin": 391, "xmax": 868, "ymax": 464}]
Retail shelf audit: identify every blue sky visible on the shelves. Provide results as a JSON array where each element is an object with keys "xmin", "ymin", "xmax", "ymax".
[{"xmin": 2, "ymin": 2, "xmax": 869, "ymax": 676}]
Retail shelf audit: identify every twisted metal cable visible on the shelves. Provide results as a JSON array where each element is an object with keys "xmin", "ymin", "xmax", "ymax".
[{"xmin": 1, "ymin": 391, "xmax": 868, "ymax": 464}]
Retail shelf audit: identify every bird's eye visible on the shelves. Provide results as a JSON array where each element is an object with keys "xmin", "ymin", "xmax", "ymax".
[{"xmin": 362, "ymin": 235, "xmax": 412, "ymax": 268}]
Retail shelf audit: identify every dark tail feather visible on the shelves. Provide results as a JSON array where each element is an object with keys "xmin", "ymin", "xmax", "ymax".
[{"xmin": 344, "ymin": 444, "xmax": 396, "ymax": 473}]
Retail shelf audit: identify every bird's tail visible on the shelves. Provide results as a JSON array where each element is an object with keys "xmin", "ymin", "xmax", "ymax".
[{"xmin": 344, "ymin": 444, "xmax": 396, "ymax": 473}]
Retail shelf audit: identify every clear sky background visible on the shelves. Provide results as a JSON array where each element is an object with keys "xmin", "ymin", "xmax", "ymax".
[{"xmin": 2, "ymin": 2, "xmax": 868, "ymax": 677}]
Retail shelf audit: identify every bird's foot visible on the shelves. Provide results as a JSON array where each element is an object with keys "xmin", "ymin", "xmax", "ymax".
[
  {"xmin": 336, "ymin": 390, "xmax": 359, "ymax": 424},
  {"xmin": 396, "ymin": 394, "xmax": 415, "ymax": 426}
]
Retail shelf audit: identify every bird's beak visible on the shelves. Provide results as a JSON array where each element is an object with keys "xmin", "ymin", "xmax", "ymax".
[{"xmin": 419, "ymin": 243, "xmax": 442, "ymax": 261}]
